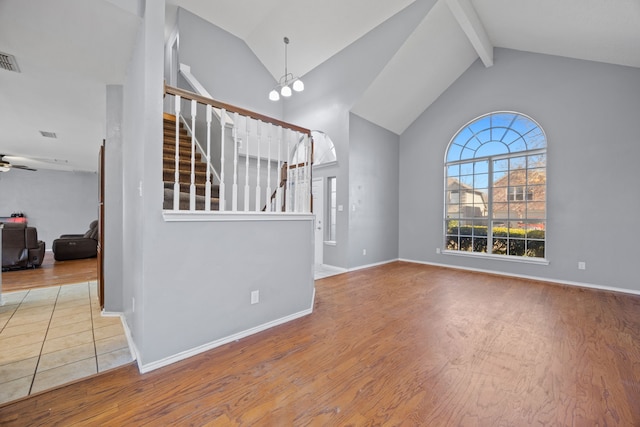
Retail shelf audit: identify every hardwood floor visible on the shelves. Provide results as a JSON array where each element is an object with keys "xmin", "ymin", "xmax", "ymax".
[
  {"xmin": 2, "ymin": 252, "xmax": 97, "ymax": 292},
  {"xmin": 1, "ymin": 262, "xmax": 639, "ymax": 425}
]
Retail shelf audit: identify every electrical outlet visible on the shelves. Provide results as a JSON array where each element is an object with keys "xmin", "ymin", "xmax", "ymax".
[
  {"xmin": 251, "ymin": 290, "xmax": 259, "ymax": 304},
  {"xmin": 578, "ymin": 261, "xmax": 586, "ymax": 270},
  {"xmin": 436, "ymin": 248, "xmax": 441, "ymax": 254},
  {"xmin": 362, "ymin": 249, "xmax": 366, "ymax": 255}
]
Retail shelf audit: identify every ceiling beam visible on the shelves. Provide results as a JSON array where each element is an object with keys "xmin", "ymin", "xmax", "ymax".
[{"xmin": 446, "ymin": 0, "xmax": 493, "ymax": 67}]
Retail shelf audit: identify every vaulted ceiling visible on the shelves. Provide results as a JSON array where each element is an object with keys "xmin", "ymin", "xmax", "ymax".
[{"xmin": 1, "ymin": 0, "xmax": 638, "ymax": 172}]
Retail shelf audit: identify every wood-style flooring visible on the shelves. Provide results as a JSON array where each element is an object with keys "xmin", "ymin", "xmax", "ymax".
[
  {"xmin": 1, "ymin": 261, "xmax": 639, "ymax": 425},
  {"xmin": 2, "ymin": 253, "xmax": 97, "ymax": 292}
]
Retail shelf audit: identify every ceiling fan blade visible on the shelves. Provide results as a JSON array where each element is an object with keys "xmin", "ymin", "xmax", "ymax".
[{"xmin": 13, "ymin": 164, "xmax": 37, "ymax": 171}]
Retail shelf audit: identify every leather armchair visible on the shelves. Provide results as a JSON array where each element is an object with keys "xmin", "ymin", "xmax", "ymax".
[
  {"xmin": 1, "ymin": 222, "xmax": 46, "ymax": 270},
  {"xmin": 52, "ymin": 220, "xmax": 98, "ymax": 261}
]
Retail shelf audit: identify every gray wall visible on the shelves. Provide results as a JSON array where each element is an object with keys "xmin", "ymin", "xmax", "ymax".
[
  {"xmin": 176, "ymin": 8, "xmax": 281, "ymax": 119},
  {"xmin": 114, "ymin": 1, "xmax": 315, "ymax": 368},
  {"xmin": 284, "ymin": 0, "xmax": 433, "ymax": 268},
  {"xmin": 104, "ymin": 85, "xmax": 124, "ymax": 311},
  {"xmin": 120, "ymin": 0, "xmax": 159, "ymax": 356},
  {"xmin": 0, "ymin": 168, "xmax": 97, "ymax": 247},
  {"xmin": 142, "ymin": 218, "xmax": 314, "ymax": 363},
  {"xmin": 348, "ymin": 113, "xmax": 399, "ymax": 267},
  {"xmin": 399, "ymin": 48, "xmax": 640, "ymax": 293}
]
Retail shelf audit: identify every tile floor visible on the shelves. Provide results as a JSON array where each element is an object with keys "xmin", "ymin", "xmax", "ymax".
[
  {"xmin": 314, "ymin": 264, "xmax": 347, "ymax": 280},
  {"xmin": 0, "ymin": 281, "xmax": 134, "ymax": 405}
]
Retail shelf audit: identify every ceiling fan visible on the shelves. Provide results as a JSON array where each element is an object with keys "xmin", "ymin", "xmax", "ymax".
[{"xmin": 0, "ymin": 155, "xmax": 37, "ymax": 172}]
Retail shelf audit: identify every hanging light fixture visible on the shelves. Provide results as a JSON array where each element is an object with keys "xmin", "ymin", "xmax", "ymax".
[{"xmin": 269, "ymin": 37, "xmax": 304, "ymax": 101}]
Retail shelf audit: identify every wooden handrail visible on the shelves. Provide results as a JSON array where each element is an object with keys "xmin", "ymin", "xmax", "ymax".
[{"xmin": 164, "ymin": 83, "xmax": 311, "ymax": 136}]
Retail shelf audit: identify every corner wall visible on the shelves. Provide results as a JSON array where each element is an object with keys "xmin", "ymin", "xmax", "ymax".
[{"xmin": 399, "ymin": 48, "xmax": 640, "ymax": 293}]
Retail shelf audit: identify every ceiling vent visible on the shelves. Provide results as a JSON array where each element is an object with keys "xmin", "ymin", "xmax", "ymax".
[
  {"xmin": 39, "ymin": 131, "xmax": 57, "ymax": 139},
  {"xmin": 0, "ymin": 52, "xmax": 20, "ymax": 73}
]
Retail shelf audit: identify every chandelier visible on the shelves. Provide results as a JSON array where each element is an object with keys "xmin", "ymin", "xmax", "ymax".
[{"xmin": 269, "ymin": 37, "xmax": 304, "ymax": 101}]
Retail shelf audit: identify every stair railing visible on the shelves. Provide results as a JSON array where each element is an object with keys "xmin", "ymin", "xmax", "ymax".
[
  {"xmin": 164, "ymin": 83, "xmax": 313, "ymax": 213},
  {"xmin": 177, "ymin": 111, "xmax": 221, "ymax": 184}
]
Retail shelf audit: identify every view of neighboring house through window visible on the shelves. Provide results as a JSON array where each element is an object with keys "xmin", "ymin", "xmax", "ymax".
[
  {"xmin": 328, "ymin": 177, "xmax": 337, "ymax": 242},
  {"xmin": 444, "ymin": 112, "xmax": 547, "ymax": 259}
]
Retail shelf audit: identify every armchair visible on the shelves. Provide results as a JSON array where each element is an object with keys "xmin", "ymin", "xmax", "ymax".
[
  {"xmin": 1, "ymin": 222, "xmax": 46, "ymax": 270},
  {"xmin": 52, "ymin": 220, "xmax": 98, "ymax": 261}
]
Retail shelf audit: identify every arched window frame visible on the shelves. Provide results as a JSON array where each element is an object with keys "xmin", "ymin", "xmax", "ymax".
[{"xmin": 444, "ymin": 111, "xmax": 548, "ymax": 262}]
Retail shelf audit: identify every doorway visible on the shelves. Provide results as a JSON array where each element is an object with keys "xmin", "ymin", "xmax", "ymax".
[{"xmin": 312, "ymin": 178, "xmax": 324, "ymax": 265}]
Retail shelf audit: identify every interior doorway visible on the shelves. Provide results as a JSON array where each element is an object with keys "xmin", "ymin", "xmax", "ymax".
[{"xmin": 312, "ymin": 178, "xmax": 324, "ymax": 265}]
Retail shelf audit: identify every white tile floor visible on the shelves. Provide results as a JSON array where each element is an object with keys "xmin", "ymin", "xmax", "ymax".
[
  {"xmin": 0, "ymin": 281, "xmax": 133, "ymax": 405},
  {"xmin": 314, "ymin": 264, "xmax": 347, "ymax": 280}
]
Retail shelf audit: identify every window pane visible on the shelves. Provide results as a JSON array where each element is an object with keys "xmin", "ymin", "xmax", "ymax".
[
  {"xmin": 509, "ymin": 156, "xmax": 527, "ymax": 170},
  {"xmin": 461, "ymin": 148, "xmax": 475, "ymax": 160},
  {"xmin": 524, "ymin": 128, "xmax": 546, "ymax": 149},
  {"xmin": 447, "ymin": 164, "xmax": 459, "ymax": 177},
  {"xmin": 526, "ymin": 202, "xmax": 546, "ymax": 219},
  {"xmin": 509, "ymin": 202, "xmax": 526, "ymax": 218},
  {"xmin": 528, "ymin": 154, "xmax": 546, "ymax": 167},
  {"xmin": 493, "ymin": 159, "xmax": 508, "ymax": 172},
  {"xmin": 473, "ymin": 237, "xmax": 488, "ymax": 253},
  {"xmin": 453, "ymin": 128, "xmax": 474, "ymax": 146},
  {"xmin": 492, "ymin": 202, "xmax": 508, "ymax": 219},
  {"xmin": 493, "ymin": 238, "xmax": 507, "ymax": 254},
  {"xmin": 459, "ymin": 175, "xmax": 473, "ymax": 187},
  {"xmin": 474, "ymin": 173, "xmax": 488, "ymax": 189},
  {"xmin": 474, "ymin": 160, "xmax": 489, "ymax": 174},
  {"xmin": 508, "ymin": 138, "xmax": 527, "ymax": 152},
  {"xmin": 527, "ymin": 168, "xmax": 546, "ymax": 185},
  {"xmin": 447, "ymin": 144, "xmax": 463, "ymax": 162},
  {"xmin": 492, "ymin": 171, "xmax": 508, "ymax": 186},
  {"xmin": 471, "ymin": 130, "xmax": 490, "ymax": 146},
  {"xmin": 509, "ymin": 239, "xmax": 526, "ymax": 256},
  {"xmin": 493, "ymin": 186, "xmax": 507, "ymax": 202},
  {"xmin": 460, "ymin": 162, "xmax": 473, "ymax": 175}
]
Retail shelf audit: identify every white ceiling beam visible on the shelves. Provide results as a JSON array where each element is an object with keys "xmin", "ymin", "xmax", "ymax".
[{"xmin": 446, "ymin": 0, "xmax": 493, "ymax": 67}]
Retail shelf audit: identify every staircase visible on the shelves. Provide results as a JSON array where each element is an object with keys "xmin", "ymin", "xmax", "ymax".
[{"xmin": 163, "ymin": 113, "xmax": 220, "ymax": 210}]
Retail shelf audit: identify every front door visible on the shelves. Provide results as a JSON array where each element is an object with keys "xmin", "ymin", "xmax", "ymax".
[{"xmin": 312, "ymin": 178, "xmax": 324, "ymax": 265}]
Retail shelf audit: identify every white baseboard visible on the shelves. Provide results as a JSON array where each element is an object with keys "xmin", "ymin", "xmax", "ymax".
[
  {"xmin": 348, "ymin": 258, "xmax": 399, "ymax": 272},
  {"xmin": 101, "ymin": 310, "xmax": 138, "ymax": 363},
  {"xmin": 399, "ymin": 258, "xmax": 640, "ymax": 297},
  {"xmin": 137, "ymin": 293, "xmax": 315, "ymax": 374}
]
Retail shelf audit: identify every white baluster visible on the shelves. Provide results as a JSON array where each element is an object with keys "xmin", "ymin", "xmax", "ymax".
[
  {"xmin": 219, "ymin": 108, "xmax": 226, "ymax": 211},
  {"xmin": 232, "ymin": 112, "xmax": 239, "ymax": 211},
  {"xmin": 304, "ymin": 135, "xmax": 313, "ymax": 213},
  {"xmin": 287, "ymin": 130, "xmax": 293, "ymax": 213},
  {"xmin": 205, "ymin": 104, "xmax": 212, "ymax": 211},
  {"xmin": 275, "ymin": 126, "xmax": 282, "ymax": 212},
  {"xmin": 255, "ymin": 120, "xmax": 262, "ymax": 212},
  {"xmin": 295, "ymin": 132, "xmax": 301, "ymax": 212},
  {"xmin": 173, "ymin": 95, "xmax": 181, "ymax": 211},
  {"xmin": 244, "ymin": 117, "xmax": 250, "ymax": 211},
  {"xmin": 265, "ymin": 123, "xmax": 272, "ymax": 212},
  {"xmin": 189, "ymin": 100, "xmax": 197, "ymax": 211}
]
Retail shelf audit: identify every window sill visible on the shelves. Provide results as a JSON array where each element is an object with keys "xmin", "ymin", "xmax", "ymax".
[
  {"xmin": 441, "ymin": 250, "xmax": 549, "ymax": 265},
  {"xmin": 324, "ymin": 241, "xmax": 337, "ymax": 246}
]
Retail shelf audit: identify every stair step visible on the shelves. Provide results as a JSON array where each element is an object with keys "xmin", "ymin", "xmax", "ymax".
[
  {"xmin": 163, "ymin": 135, "xmax": 194, "ymax": 148},
  {"xmin": 163, "ymin": 188, "xmax": 220, "ymax": 211},
  {"xmin": 164, "ymin": 182, "xmax": 220, "ymax": 197},
  {"xmin": 163, "ymin": 156, "xmax": 208, "ymax": 172},
  {"xmin": 163, "ymin": 170, "xmax": 212, "ymax": 185}
]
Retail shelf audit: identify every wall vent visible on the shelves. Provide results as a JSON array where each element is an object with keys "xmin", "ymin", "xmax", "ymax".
[
  {"xmin": 39, "ymin": 131, "xmax": 57, "ymax": 139},
  {"xmin": 0, "ymin": 52, "xmax": 20, "ymax": 73}
]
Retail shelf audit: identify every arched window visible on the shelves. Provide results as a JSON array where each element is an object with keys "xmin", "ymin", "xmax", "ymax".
[{"xmin": 444, "ymin": 112, "xmax": 546, "ymax": 259}]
